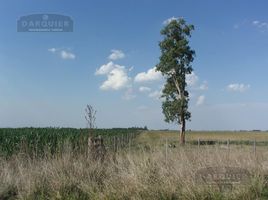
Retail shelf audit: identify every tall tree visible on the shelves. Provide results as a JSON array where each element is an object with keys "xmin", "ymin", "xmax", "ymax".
[{"xmin": 156, "ymin": 18, "xmax": 195, "ymax": 144}]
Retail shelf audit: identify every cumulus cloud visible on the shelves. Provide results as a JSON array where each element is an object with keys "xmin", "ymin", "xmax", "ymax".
[
  {"xmin": 108, "ymin": 49, "xmax": 125, "ymax": 60},
  {"xmin": 48, "ymin": 48, "xmax": 76, "ymax": 60},
  {"xmin": 95, "ymin": 61, "xmax": 118, "ymax": 75},
  {"xmin": 100, "ymin": 68, "xmax": 131, "ymax": 90},
  {"xmin": 186, "ymin": 72, "xmax": 199, "ymax": 87},
  {"xmin": 95, "ymin": 62, "xmax": 131, "ymax": 91},
  {"xmin": 139, "ymin": 86, "xmax": 151, "ymax": 93},
  {"xmin": 196, "ymin": 95, "xmax": 205, "ymax": 106},
  {"xmin": 134, "ymin": 67, "xmax": 162, "ymax": 83},
  {"xmin": 227, "ymin": 83, "xmax": 250, "ymax": 92}
]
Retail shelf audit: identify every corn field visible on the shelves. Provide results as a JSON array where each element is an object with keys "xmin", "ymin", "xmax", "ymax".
[{"xmin": 0, "ymin": 128, "xmax": 142, "ymax": 158}]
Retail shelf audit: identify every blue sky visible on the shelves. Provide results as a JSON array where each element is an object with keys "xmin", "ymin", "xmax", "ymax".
[{"xmin": 1, "ymin": 0, "xmax": 268, "ymax": 130}]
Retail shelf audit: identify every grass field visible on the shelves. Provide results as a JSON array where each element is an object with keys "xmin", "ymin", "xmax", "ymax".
[
  {"xmin": 1, "ymin": 129, "xmax": 268, "ymax": 199},
  {"xmin": 136, "ymin": 130, "xmax": 268, "ymax": 146}
]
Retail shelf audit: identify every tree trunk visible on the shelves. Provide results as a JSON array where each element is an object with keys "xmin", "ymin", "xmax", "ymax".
[{"xmin": 180, "ymin": 117, "xmax": 186, "ymax": 145}]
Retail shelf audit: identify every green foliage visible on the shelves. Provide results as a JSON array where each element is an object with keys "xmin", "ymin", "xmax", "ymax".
[
  {"xmin": 0, "ymin": 128, "xmax": 141, "ymax": 158},
  {"xmin": 156, "ymin": 18, "xmax": 195, "ymax": 125}
]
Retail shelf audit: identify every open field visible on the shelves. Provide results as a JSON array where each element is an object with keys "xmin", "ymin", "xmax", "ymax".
[
  {"xmin": 136, "ymin": 130, "xmax": 268, "ymax": 146},
  {"xmin": 140, "ymin": 130, "xmax": 268, "ymax": 141},
  {"xmin": 1, "ymin": 129, "xmax": 268, "ymax": 199},
  {"xmin": 1, "ymin": 141, "xmax": 268, "ymax": 199},
  {"xmin": 2, "ymin": 129, "xmax": 268, "ymax": 157}
]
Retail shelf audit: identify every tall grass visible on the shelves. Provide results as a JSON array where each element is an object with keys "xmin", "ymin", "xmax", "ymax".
[
  {"xmin": 138, "ymin": 130, "xmax": 268, "ymax": 144},
  {"xmin": 1, "ymin": 144, "xmax": 268, "ymax": 199}
]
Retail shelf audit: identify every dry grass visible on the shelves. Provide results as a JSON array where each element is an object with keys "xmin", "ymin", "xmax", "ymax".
[
  {"xmin": 1, "ymin": 143, "xmax": 268, "ymax": 199},
  {"xmin": 137, "ymin": 131, "xmax": 268, "ymax": 146}
]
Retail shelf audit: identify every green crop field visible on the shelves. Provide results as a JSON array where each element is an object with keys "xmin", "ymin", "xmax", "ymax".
[
  {"xmin": 0, "ymin": 127, "xmax": 142, "ymax": 157},
  {"xmin": 2, "ymin": 129, "xmax": 267, "ymax": 157}
]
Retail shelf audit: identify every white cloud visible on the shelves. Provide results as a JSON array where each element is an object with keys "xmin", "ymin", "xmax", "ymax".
[
  {"xmin": 139, "ymin": 86, "xmax": 151, "ymax": 93},
  {"xmin": 48, "ymin": 48, "xmax": 57, "ymax": 53},
  {"xmin": 163, "ymin": 17, "xmax": 181, "ymax": 25},
  {"xmin": 134, "ymin": 67, "xmax": 162, "ymax": 83},
  {"xmin": 95, "ymin": 61, "xmax": 117, "ymax": 75},
  {"xmin": 196, "ymin": 95, "xmax": 205, "ymax": 106},
  {"xmin": 95, "ymin": 50, "xmax": 130, "ymax": 91},
  {"xmin": 227, "ymin": 83, "xmax": 250, "ymax": 92},
  {"xmin": 253, "ymin": 20, "xmax": 260, "ymax": 25},
  {"xmin": 48, "ymin": 48, "xmax": 76, "ymax": 60},
  {"xmin": 60, "ymin": 50, "xmax": 76, "ymax": 60},
  {"xmin": 186, "ymin": 72, "xmax": 199, "ymax": 87},
  {"xmin": 100, "ymin": 68, "xmax": 131, "ymax": 90},
  {"xmin": 149, "ymin": 90, "xmax": 162, "ymax": 100},
  {"xmin": 108, "ymin": 49, "xmax": 125, "ymax": 60},
  {"xmin": 185, "ymin": 72, "xmax": 209, "ymax": 91},
  {"xmin": 95, "ymin": 62, "xmax": 131, "ymax": 91}
]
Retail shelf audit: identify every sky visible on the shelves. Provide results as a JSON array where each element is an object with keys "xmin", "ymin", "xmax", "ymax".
[{"xmin": 1, "ymin": 0, "xmax": 268, "ymax": 130}]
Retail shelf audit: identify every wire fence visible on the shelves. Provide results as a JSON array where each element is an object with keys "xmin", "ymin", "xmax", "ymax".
[
  {"xmin": 102, "ymin": 132, "xmax": 137, "ymax": 152},
  {"xmin": 154, "ymin": 138, "xmax": 268, "ymax": 164}
]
